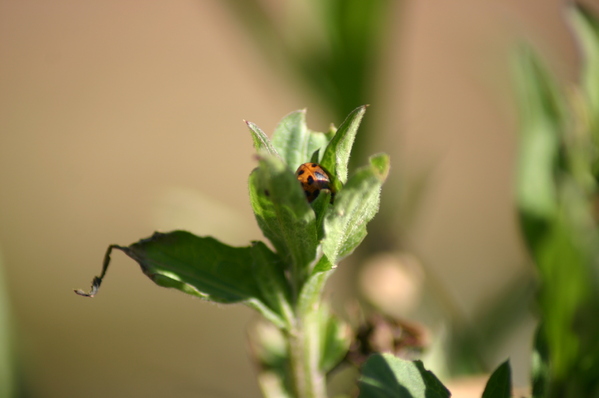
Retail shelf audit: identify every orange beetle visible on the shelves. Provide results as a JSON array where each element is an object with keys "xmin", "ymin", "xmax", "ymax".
[{"xmin": 295, "ymin": 163, "xmax": 335, "ymax": 203}]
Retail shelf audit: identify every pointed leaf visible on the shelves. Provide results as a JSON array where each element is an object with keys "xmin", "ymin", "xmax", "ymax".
[
  {"xmin": 358, "ymin": 354, "xmax": 450, "ymax": 398},
  {"xmin": 513, "ymin": 46, "xmax": 564, "ymax": 252},
  {"xmin": 247, "ymin": 120, "xmax": 280, "ymax": 158},
  {"xmin": 75, "ymin": 231, "xmax": 288, "ymax": 327},
  {"xmin": 322, "ymin": 153, "xmax": 390, "ymax": 267},
  {"xmin": 321, "ymin": 105, "xmax": 367, "ymax": 184},
  {"xmin": 482, "ymin": 360, "xmax": 512, "ymax": 398}
]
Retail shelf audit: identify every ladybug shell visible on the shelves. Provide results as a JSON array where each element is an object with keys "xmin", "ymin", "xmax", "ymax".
[{"xmin": 295, "ymin": 163, "xmax": 334, "ymax": 203}]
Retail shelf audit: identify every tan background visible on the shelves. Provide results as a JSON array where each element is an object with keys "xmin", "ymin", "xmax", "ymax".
[{"xmin": 0, "ymin": 0, "xmax": 592, "ymax": 397}]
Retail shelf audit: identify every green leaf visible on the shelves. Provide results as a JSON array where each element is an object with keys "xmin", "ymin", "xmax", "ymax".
[
  {"xmin": 532, "ymin": 181, "xmax": 599, "ymax": 393},
  {"xmin": 297, "ymin": 265, "xmax": 335, "ymax": 317},
  {"xmin": 75, "ymin": 230, "xmax": 289, "ymax": 328},
  {"xmin": 248, "ymin": 154, "xmax": 319, "ymax": 291},
  {"xmin": 292, "ymin": 302, "xmax": 349, "ymax": 386},
  {"xmin": 322, "ymin": 153, "xmax": 390, "ymax": 266},
  {"xmin": 251, "ymin": 241, "xmax": 294, "ymax": 329},
  {"xmin": 247, "ymin": 120, "xmax": 281, "ymax": 158},
  {"xmin": 271, "ymin": 110, "xmax": 331, "ymax": 171},
  {"xmin": 482, "ymin": 360, "xmax": 512, "ymax": 398},
  {"xmin": 310, "ymin": 188, "xmax": 332, "ymax": 241},
  {"xmin": 536, "ymin": 188, "xmax": 588, "ymax": 381},
  {"xmin": 318, "ymin": 304, "xmax": 350, "ymax": 373},
  {"xmin": 358, "ymin": 354, "xmax": 450, "ymax": 398},
  {"xmin": 513, "ymin": 46, "xmax": 564, "ymax": 252},
  {"xmin": 321, "ymin": 105, "xmax": 367, "ymax": 185}
]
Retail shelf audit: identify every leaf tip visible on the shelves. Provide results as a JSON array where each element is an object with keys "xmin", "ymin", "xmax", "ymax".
[
  {"xmin": 74, "ymin": 244, "xmax": 124, "ymax": 298},
  {"xmin": 369, "ymin": 153, "xmax": 391, "ymax": 180},
  {"xmin": 74, "ymin": 276, "xmax": 102, "ymax": 298}
]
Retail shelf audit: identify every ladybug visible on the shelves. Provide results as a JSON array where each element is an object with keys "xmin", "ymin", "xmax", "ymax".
[{"xmin": 295, "ymin": 163, "xmax": 335, "ymax": 203}]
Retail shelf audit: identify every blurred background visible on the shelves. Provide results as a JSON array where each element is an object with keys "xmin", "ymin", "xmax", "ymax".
[{"xmin": 0, "ymin": 0, "xmax": 594, "ymax": 397}]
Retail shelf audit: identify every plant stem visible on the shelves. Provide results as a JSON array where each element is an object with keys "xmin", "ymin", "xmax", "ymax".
[{"xmin": 287, "ymin": 317, "xmax": 326, "ymax": 398}]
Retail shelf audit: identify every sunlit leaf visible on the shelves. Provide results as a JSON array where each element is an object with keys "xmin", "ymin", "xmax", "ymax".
[
  {"xmin": 75, "ymin": 231, "xmax": 289, "ymax": 328},
  {"xmin": 271, "ymin": 110, "xmax": 331, "ymax": 171},
  {"xmin": 322, "ymin": 153, "xmax": 389, "ymax": 267},
  {"xmin": 247, "ymin": 120, "xmax": 280, "ymax": 158},
  {"xmin": 358, "ymin": 354, "xmax": 450, "ymax": 398},
  {"xmin": 248, "ymin": 155, "xmax": 319, "ymax": 290},
  {"xmin": 321, "ymin": 105, "xmax": 367, "ymax": 185}
]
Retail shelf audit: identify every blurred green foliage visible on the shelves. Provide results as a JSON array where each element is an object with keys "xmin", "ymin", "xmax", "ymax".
[{"xmin": 515, "ymin": 5, "xmax": 599, "ymax": 397}]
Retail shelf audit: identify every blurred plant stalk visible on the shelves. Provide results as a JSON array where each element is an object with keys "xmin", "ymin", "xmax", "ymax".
[{"xmin": 515, "ymin": 5, "xmax": 599, "ymax": 397}]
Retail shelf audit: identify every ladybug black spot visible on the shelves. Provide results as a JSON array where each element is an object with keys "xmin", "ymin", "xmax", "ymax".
[
  {"xmin": 297, "ymin": 170, "xmax": 305, "ymax": 176},
  {"xmin": 307, "ymin": 176, "xmax": 314, "ymax": 185},
  {"xmin": 311, "ymin": 163, "xmax": 318, "ymax": 167}
]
